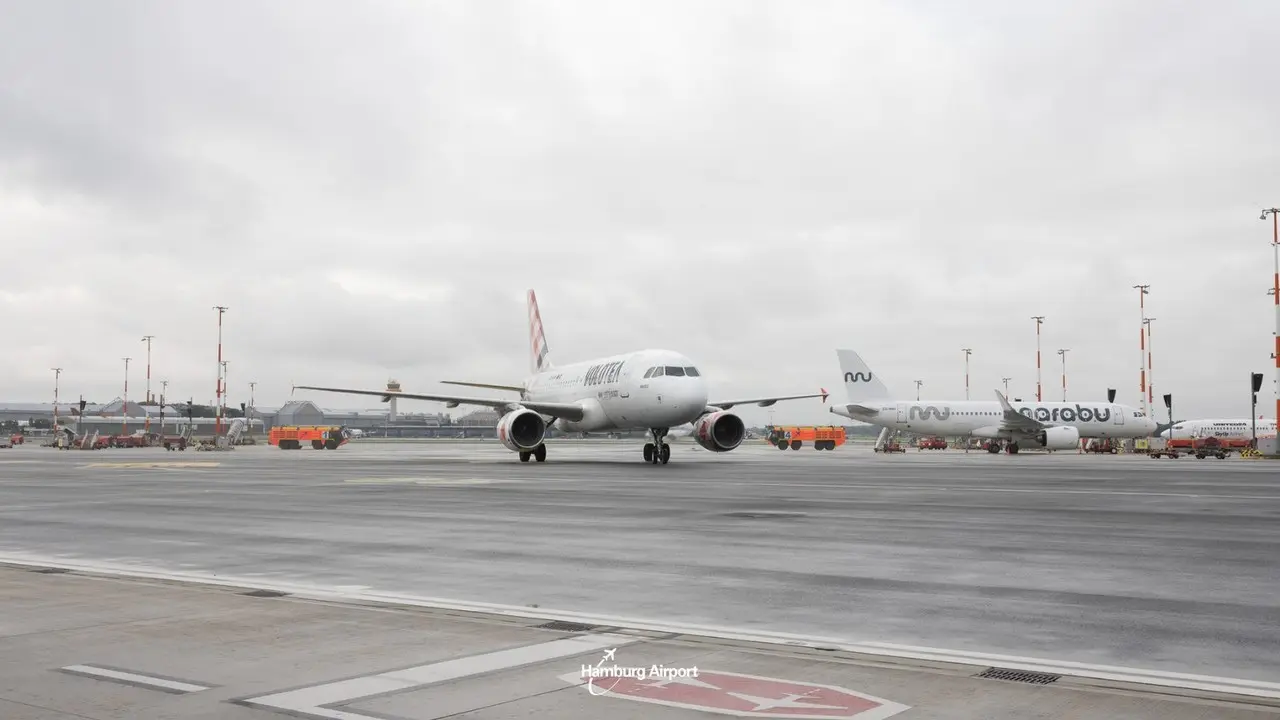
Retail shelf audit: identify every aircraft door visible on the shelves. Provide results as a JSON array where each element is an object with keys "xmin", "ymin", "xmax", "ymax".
[
  {"xmin": 1114, "ymin": 406, "xmax": 1124, "ymax": 425},
  {"xmin": 896, "ymin": 404, "xmax": 906, "ymax": 423}
]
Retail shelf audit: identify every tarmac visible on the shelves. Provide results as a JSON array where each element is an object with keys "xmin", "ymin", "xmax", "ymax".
[{"xmin": 1, "ymin": 439, "xmax": 1279, "ymax": 719}]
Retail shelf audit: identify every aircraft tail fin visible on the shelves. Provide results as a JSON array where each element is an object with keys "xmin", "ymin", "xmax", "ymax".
[
  {"xmin": 527, "ymin": 289, "xmax": 553, "ymax": 374},
  {"xmin": 836, "ymin": 349, "xmax": 892, "ymax": 402}
]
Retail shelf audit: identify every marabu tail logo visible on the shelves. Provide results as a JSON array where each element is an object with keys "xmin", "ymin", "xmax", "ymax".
[
  {"xmin": 844, "ymin": 372, "xmax": 873, "ymax": 383},
  {"xmin": 1016, "ymin": 404, "xmax": 1111, "ymax": 422},
  {"xmin": 909, "ymin": 405, "xmax": 951, "ymax": 420}
]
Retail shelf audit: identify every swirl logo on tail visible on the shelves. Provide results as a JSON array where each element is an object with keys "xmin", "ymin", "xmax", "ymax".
[{"xmin": 844, "ymin": 372, "xmax": 873, "ymax": 383}]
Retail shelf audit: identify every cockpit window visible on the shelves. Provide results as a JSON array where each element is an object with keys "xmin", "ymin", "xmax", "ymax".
[
  {"xmin": 683, "ymin": 367, "xmax": 700, "ymax": 377},
  {"xmin": 664, "ymin": 366, "xmax": 686, "ymax": 377},
  {"xmin": 643, "ymin": 367, "xmax": 655, "ymax": 378},
  {"xmin": 651, "ymin": 367, "xmax": 664, "ymax": 377}
]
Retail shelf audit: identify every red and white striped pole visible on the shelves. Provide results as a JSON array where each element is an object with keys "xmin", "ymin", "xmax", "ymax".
[
  {"xmin": 1266, "ymin": 209, "xmax": 1280, "ymax": 426},
  {"xmin": 122, "ymin": 357, "xmax": 131, "ymax": 436},
  {"xmin": 1031, "ymin": 317, "xmax": 1044, "ymax": 401},
  {"xmin": 1144, "ymin": 318, "xmax": 1155, "ymax": 409},
  {"xmin": 1133, "ymin": 285, "xmax": 1149, "ymax": 415}
]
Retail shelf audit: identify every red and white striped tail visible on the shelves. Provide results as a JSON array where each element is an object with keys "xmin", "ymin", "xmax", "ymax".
[{"xmin": 527, "ymin": 289, "xmax": 552, "ymax": 373}]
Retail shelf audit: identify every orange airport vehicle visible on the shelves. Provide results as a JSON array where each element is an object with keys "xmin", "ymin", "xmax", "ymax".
[
  {"xmin": 269, "ymin": 426, "xmax": 351, "ymax": 450},
  {"xmin": 767, "ymin": 425, "xmax": 846, "ymax": 451}
]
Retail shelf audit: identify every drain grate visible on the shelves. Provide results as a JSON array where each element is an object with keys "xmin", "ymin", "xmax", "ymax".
[
  {"xmin": 33, "ymin": 567, "xmax": 70, "ymax": 574},
  {"xmin": 976, "ymin": 667, "xmax": 1060, "ymax": 685},
  {"xmin": 536, "ymin": 620, "xmax": 597, "ymax": 632},
  {"xmin": 241, "ymin": 589, "xmax": 289, "ymax": 598}
]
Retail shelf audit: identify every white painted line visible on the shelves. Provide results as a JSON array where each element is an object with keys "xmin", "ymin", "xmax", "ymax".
[
  {"xmin": 619, "ymin": 479, "xmax": 1280, "ymax": 501},
  {"xmin": 854, "ymin": 642, "xmax": 1280, "ymax": 699},
  {"xmin": 11, "ymin": 554, "xmax": 1280, "ymax": 702},
  {"xmin": 59, "ymin": 664, "xmax": 210, "ymax": 694},
  {"xmin": 242, "ymin": 633, "xmax": 636, "ymax": 720}
]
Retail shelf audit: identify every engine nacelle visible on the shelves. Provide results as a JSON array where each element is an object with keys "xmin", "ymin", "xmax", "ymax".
[
  {"xmin": 1036, "ymin": 425, "xmax": 1081, "ymax": 450},
  {"xmin": 496, "ymin": 409, "xmax": 546, "ymax": 452},
  {"xmin": 692, "ymin": 411, "xmax": 746, "ymax": 452}
]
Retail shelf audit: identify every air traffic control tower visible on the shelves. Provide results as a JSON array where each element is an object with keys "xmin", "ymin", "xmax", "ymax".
[{"xmin": 386, "ymin": 379, "xmax": 400, "ymax": 422}]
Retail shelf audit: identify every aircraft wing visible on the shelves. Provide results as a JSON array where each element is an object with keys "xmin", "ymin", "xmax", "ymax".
[
  {"xmin": 706, "ymin": 389, "xmax": 828, "ymax": 412},
  {"xmin": 292, "ymin": 385, "xmax": 586, "ymax": 422},
  {"xmin": 994, "ymin": 389, "xmax": 1044, "ymax": 432}
]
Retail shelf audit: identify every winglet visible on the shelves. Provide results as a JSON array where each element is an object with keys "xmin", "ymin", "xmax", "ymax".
[
  {"xmin": 820, "ymin": 387, "xmax": 829, "ymax": 404},
  {"xmin": 994, "ymin": 388, "xmax": 1015, "ymax": 413}
]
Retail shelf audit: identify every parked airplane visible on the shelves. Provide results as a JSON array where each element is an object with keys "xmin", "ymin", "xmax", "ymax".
[
  {"xmin": 295, "ymin": 290, "xmax": 827, "ymax": 464},
  {"xmin": 830, "ymin": 349, "xmax": 1157, "ymax": 453},
  {"xmin": 1159, "ymin": 418, "xmax": 1276, "ymax": 440}
]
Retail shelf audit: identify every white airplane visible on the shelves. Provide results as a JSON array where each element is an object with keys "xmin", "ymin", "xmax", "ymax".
[
  {"xmin": 1159, "ymin": 418, "xmax": 1275, "ymax": 440},
  {"xmin": 296, "ymin": 290, "xmax": 828, "ymax": 464},
  {"xmin": 829, "ymin": 349, "xmax": 1157, "ymax": 453}
]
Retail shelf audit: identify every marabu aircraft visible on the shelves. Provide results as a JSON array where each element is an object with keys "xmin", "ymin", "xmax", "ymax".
[
  {"xmin": 296, "ymin": 291, "xmax": 827, "ymax": 464},
  {"xmin": 830, "ymin": 349, "xmax": 1157, "ymax": 453}
]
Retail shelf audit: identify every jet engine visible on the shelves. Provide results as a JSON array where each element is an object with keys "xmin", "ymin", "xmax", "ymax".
[
  {"xmin": 496, "ymin": 408, "xmax": 546, "ymax": 452},
  {"xmin": 1036, "ymin": 425, "xmax": 1081, "ymax": 450},
  {"xmin": 692, "ymin": 411, "xmax": 745, "ymax": 452}
]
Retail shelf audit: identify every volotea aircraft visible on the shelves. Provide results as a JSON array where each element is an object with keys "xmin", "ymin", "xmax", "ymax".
[
  {"xmin": 830, "ymin": 349, "xmax": 1157, "ymax": 453},
  {"xmin": 295, "ymin": 291, "xmax": 828, "ymax": 464}
]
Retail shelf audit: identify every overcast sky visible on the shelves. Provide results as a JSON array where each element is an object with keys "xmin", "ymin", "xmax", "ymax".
[{"xmin": 3, "ymin": 0, "xmax": 1278, "ymax": 425}]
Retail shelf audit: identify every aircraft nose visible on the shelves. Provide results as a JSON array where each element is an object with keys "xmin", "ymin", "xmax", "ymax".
[{"xmin": 689, "ymin": 378, "xmax": 710, "ymax": 411}]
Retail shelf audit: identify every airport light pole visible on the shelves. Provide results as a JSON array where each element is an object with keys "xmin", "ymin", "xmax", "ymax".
[
  {"xmin": 1057, "ymin": 349, "xmax": 1069, "ymax": 402},
  {"xmin": 1133, "ymin": 285, "xmax": 1150, "ymax": 416},
  {"xmin": 141, "ymin": 335, "xmax": 154, "ymax": 432},
  {"xmin": 1031, "ymin": 316, "xmax": 1045, "ymax": 402},
  {"xmin": 213, "ymin": 306, "xmax": 228, "ymax": 436},
  {"xmin": 248, "ymin": 381, "xmax": 256, "ymax": 435},
  {"xmin": 221, "ymin": 361, "xmax": 229, "ymax": 426},
  {"xmin": 122, "ymin": 357, "xmax": 131, "ymax": 435},
  {"xmin": 1002, "ymin": 377, "xmax": 1011, "ymax": 395},
  {"xmin": 51, "ymin": 367, "xmax": 62, "ymax": 435},
  {"xmin": 1143, "ymin": 318, "xmax": 1156, "ymax": 410},
  {"xmin": 1264, "ymin": 208, "xmax": 1280, "ymax": 424},
  {"xmin": 914, "ymin": 380, "xmax": 923, "ymax": 401},
  {"xmin": 160, "ymin": 379, "xmax": 169, "ymax": 436},
  {"xmin": 962, "ymin": 348, "xmax": 972, "ymax": 400}
]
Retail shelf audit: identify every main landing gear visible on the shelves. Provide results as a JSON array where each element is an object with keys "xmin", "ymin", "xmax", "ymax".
[
  {"xmin": 985, "ymin": 441, "xmax": 1020, "ymax": 454},
  {"xmin": 643, "ymin": 428, "xmax": 671, "ymax": 465},
  {"xmin": 518, "ymin": 444, "xmax": 548, "ymax": 463}
]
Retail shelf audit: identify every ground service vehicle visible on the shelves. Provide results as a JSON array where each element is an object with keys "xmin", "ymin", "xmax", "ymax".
[
  {"xmin": 768, "ymin": 425, "xmax": 846, "ymax": 450},
  {"xmin": 270, "ymin": 426, "xmax": 350, "ymax": 450},
  {"xmin": 1085, "ymin": 438, "xmax": 1118, "ymax": 454},
  {"xmin": 917, "ymin": 436, "xmax": 947, "ymax": 450}
]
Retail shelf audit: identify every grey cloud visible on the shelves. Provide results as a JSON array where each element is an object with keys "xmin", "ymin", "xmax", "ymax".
[{"xmin": 2, "ymin": 0, "xmax": 1279, "ymax": 424}]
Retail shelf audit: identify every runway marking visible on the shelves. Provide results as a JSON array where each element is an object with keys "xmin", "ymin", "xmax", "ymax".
[
  {"xmin": 625, "ymin": 480, "xmax": 1280, "ymax": 501},
  {"xmin": 58, "ymin": 664, "xmax": 212, "ymax": 694},
  {"xmin": 79, "ymin": 462, "xmax": 221, "ymax": 469},
  {"xmin": 9, "ymin": 554, "xmax": 1280, "ymax": 703},
  {"xmin": 558, "ymin": 668, "xmax": 910, "ymax": 719},
  {"xmin": 239, "ymin": 633, "xmax": 635, "ymax": 719}
]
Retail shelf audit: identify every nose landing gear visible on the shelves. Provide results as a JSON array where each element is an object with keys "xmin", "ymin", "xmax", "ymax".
[{"xmin": 643, "ymin": 428, "xmax": 670, "ymax": 464}]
